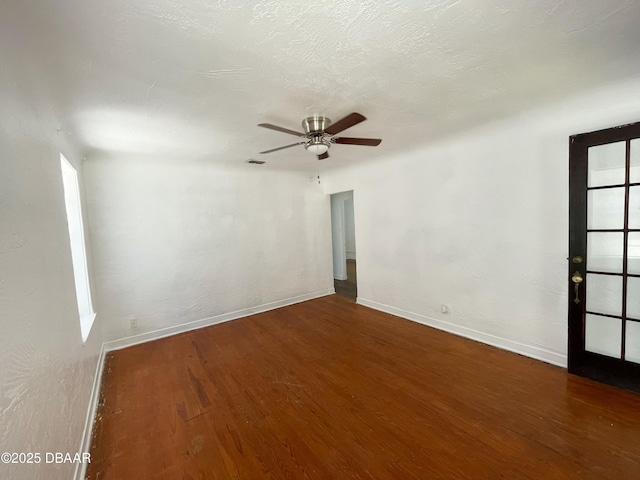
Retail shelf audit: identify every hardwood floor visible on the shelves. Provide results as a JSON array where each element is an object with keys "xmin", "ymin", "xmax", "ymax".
[
  {"xmin": 334, "ymin": 259, "xmax": 357, "ymax": 301},
  {"xmin": 87, "ymin": 295, "xmax": 640, "ymax": 479}
]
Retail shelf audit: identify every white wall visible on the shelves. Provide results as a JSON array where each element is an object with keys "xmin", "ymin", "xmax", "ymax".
[
  {"xmin": 323, "ymin": 76, "xmax": 640, "ymax": 367},
  {"xmin": 84, "ymin": 156, "xmax": 333, "ymax": 342},
  {"xmin": 0, "ymin": 47, "xmax": 103, "ymax": 480}
]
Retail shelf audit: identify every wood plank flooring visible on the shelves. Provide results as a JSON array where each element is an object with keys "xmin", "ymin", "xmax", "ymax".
[
  {"xmin": 334, "ymin": 259, "xmax": 357, "ymax": 301},
  {"xmin": 87, "ymin": 295, "xmax": 640, "ymax": 479}
]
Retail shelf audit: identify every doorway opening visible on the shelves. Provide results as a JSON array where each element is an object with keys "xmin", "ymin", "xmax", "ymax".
[{"xmin": 330, "ymin": 191, "xmax": 357, "ymax": 301}]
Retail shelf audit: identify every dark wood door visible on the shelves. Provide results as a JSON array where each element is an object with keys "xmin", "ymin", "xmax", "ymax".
[{"xmin": 569, "ymin": 121, "xmax": 640, "ymax": 393}]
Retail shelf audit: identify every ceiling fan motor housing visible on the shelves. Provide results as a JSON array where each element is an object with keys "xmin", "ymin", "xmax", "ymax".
[
  {"xmin": 302, "ymin": 116, "xmax": 331, "ymax": 135},
  {"xmin": 303, "ymin": 116, "xmax": 331, "ymax": 155}
]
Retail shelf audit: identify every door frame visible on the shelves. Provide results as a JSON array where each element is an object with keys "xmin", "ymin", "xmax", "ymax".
[
  {"xmin": 568, "ymin": 121, "xmax": 640, "ymax": 393},
  {"xmin": 330, "ymin": 191, "xmax": 354, "ymax": 281}
]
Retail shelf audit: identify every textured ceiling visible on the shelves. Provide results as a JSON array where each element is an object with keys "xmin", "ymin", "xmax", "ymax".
[{"xmin": 3, "ymin": 0, "xmax": 640, "ymax": 171}]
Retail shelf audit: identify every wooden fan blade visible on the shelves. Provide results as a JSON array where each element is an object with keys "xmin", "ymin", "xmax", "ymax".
[
  {"xmin": 332, "ymin": 137, "xmax": 381, "ymax": 146},
  {"xmin": 258, "ymin": 123, "xmax": 304, "ymax": 136},
  {"xmin": 317, "ymin": 152, "xmax": 329, "ymax": 160},
  {"xmin": 259, "ymin": 142, "xmax": 305, "ymax": 154},
  {"xmin": 324, "ymin": 112, "xmax": 366, "ymax": 135}
]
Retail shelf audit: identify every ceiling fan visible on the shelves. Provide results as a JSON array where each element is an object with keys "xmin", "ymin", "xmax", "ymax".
[{"xmin": 258, "ymin": 112, "xmax": 381, "ymax": 160}]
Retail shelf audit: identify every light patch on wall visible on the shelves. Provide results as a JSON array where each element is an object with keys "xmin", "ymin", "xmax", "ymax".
[{"xmin": 73, "ymin": 108, "xmax": 220, "ymax": 156}]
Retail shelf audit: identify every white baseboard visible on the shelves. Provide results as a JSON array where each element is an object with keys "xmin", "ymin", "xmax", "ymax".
[
  {"xmin": 357, "ymin": 298, "xmax": 567, "ymax": 368},
  {"xmin": 104, "ymin": 289, "xmax": 334, "ymax": 352},
  {"xmin": 74, "ymin": 343, "xmax": 107, "ymax": 480}
]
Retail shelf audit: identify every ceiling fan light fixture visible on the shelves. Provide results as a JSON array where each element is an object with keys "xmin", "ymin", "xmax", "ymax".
[{"xmin": 305, "ymin": 142, "xmax": 329, "ymax": 155}]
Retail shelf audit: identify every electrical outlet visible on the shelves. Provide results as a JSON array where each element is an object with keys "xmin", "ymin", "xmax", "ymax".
[
  {"xmin": 130, "ymin": 317, "xmax": 138, "ymax": 329},
  {"xmin": 441, "ymin": 304, "xmax": 451, "ymax": 314}
]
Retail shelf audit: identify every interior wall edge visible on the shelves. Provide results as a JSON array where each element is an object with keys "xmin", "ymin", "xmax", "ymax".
[
  {"xmin": 357, "ymin": 298, "xmax": 567, "ymax": 368},
  {"xmin": 73, "ymin": 343, "xmax": 108, "ymax": 480},
  {"xmin": 103, "ymin": 289, "xmax": 335, "ymax": 352}
]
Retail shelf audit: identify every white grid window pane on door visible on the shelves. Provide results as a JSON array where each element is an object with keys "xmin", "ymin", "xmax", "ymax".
[
  {"xmin": 587, "ymin": 232, "xmax": 623, "ymax": 273},
  {"xmin": 628, "ymin": 232, "xmax": 640, "ymax": 275},
  {"xmin": 585, "ymin": 314, "xmax": 622, "ymax": 358},
  {"xmin": 627, "ymin": 277, "xmax": 640, "ymax": 320},
  {"xmin": 625, "ymin": 321, "xmax": 640, "ymax": 364},
  {"xmin": 629, "ymin": 186, "xmax": 640, "ymax": 230},
  {"xmin": 586, "ymin": 274, "xmax": 622, "ymax": 317},
  {"xmin": 588, "ymin": 141, "xmax": 626, "ymax": 187},
  {"xmin": 587, "ymin": 188, "xmax": 625, "ymax": 230},
  {"xmin": 630, "ymin": 139, "xmax": 640, "ymax": 183}
]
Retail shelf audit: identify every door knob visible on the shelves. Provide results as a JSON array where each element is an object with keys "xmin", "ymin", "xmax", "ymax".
[{"xmin": 571, "ymin": 271, "xmax": 583, "ymax": 304}]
